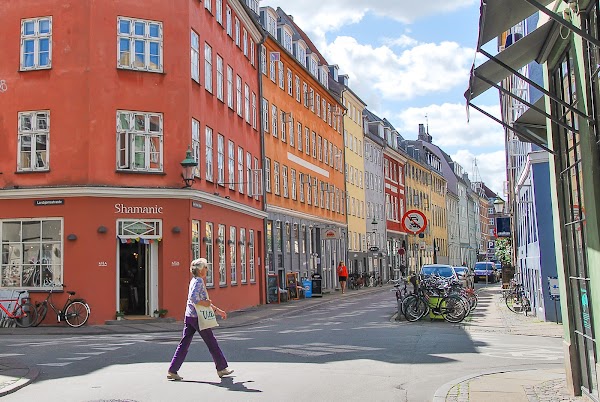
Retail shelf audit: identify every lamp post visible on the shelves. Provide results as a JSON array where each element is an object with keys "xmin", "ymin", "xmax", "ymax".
[
  {"xmin": 180, "ymin": 146, "xmax": 198, "ymax": 188},
  {"xmin": 493, "ymin": 197, "xmax": 505, "ymax": 215}
]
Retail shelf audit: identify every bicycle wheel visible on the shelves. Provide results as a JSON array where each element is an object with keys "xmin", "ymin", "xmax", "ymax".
[
  {"xmin": 403, "ymin": 296, "xmax": 428, "ymax": 322},
  {"xmin": 441, "ymin": 295, "xmax": 467, "ymax": 323},
  {"xmin": 506, "ymin": 293, "xmax": 525, "ymax": 314},
  {"xmin": 14, "ymin": 302, "xmax": 38, "ymax": 328},
  {"xmin": 32, "ymin": 301, "xmax": 48, "ymax": 327},
  {"xmin": 64, "ymin": 301, "xmax": 90, "ymax": 327}
]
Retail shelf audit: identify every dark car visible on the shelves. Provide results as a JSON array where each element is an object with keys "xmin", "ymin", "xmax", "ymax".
[{"xmin": 473, "ymin": 262, "xmax": 498, "ymax": 283}]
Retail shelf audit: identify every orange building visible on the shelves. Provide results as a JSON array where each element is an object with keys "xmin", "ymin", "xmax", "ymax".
[
  {"xmin": 259, "ymin": 7, "xmax": 346, "ymax": 291},
  {"xmin": 0, "ymin": 0, "xmax": 266, "ymax": 324}
]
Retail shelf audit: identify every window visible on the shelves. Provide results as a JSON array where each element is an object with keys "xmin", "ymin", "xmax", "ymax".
[
  {"xmin": 295, "ymin": 76, "xmax": 301, "ymax": 102},
  {"xmin": 227, "ymin": 65, "xmax": 233, "ymax": 108},
  {"xmin": 291, "ymin": 169, "xmax": 297, "ymax": 200},
  {"xmin": 116, "ymin": 111, "xmax": 163, "ymax": 171},
  {"xmin": 20, "ymin": 17, "xmax": 52, "ymax": 70},
  {"xmin": 249, "ymin": 230, "xmax": 255, "ymax": 282},
  {"xmin": 317, "ymin": 135, "xmax": 322, "ymax": 161},
  {"xmin": 218, "ymin": 224, "xmax": 226, "ymax": 285},
  {"xmin": 290, "ymin": 119, "xmax": 295, "ymax": 147},
  {"xmin": 191, "ymin": 30, "xmax": 199, "ymax": 82},
  {"xmin": 282, "ymin": 165, "xmax": 288, "ymax": 198},
  {"xmin": 216, "ymin": 55, "xmax": 223, "ymax": 101},
  {"xmin": 192, "ymin": 218, "xmax": 201, "ymax": 265},
  {"xmin": 252, "ymin": 92, "xmax": 257, "ymax": 129},
  {"xmin": 204, "ymin": 43, "xmax": 213, "ymax": 92},
  {"xmin": 262, "ymin": 98, "xmax": 269, "ymax": 132},
  {"xmin": 0, "ymin": 219, "xmax": 62, "ymax": 288},
  {"xmin": 299, "ymin": 173, "xmax": 305, "ymax": 202},
  {"xmin": 311, "ymin": 132, "xmax": 316, "ymax": 158},
  {"xmin": 205, "ymin": 222, "xmax": 214, "ymax": 285},
  {"xmin": 243, "ymin": 29, "xmax": 248, "ymax": 57},
  {"xmin": 246, "ymin": 152, "xmax": 252, "ymax": 195},
  {"xmin": 192, "ymin": 118, "xmax": 200, "ymax": 178},
  {"xmin": 270, "ymin": 58, "xmax": 276, "ymax": 82},
  {"xmin": 278, "ymin": 62, "xmax": 284, "ymax": 89},
  {"xmin": 297, "ymin": 122, "xmax": 302, "ymax": 151},
  {"xmin": 281, "ymin": 111, "xmax": 286, "ymax": 142},
  {"xmin": 205, "ymin": 126, "xmax": 213, "ymax": 181},
  {"xmin": 323, "ymin": 139, "xmax": 328, "ymax": 164},
  {"xmin": 316, "ymin": 94, "xmax": 321, "ymax": 116},
  {"xmin": 228, "ymin": 140, "xmax": 235, "ymax": 190},
  {"xmin": 215, "ymin": 0, "xmax": 223, "ymax": 24},
  {"xmin": 237, "ymin": 146, "xmax": 244, "ymax": 194},
  {"xmin": 274, "ymin": 161, "xmax": 280, "ymax": 195},
  {"xmin": 117, "ymin": 17, "xmax": 162, "ymax": 72},
  {"xmin": 253, "ymin": 157, "xmax": 259, "ymax": 200},
  {"xmin": 265, "ymin": 158, "xmax": 271, "ymax": 192},
  {"xmin": 236, "ymin": 75, "xmax": 242, "ymax": 116},
  {"xmin": 229, "ymin": 226, "xmax": 237, "ymax": 284},
  {"xmin": 235, "ymin": 17, "xmax": 240, "ymax": 47},
  {"xmin": 304, "ymin": 127, "xmax": 310, "ymax": 155},
  {"xmin": 271, "ymin": 104, "xmax": 278, "ymax": 137},
  {"xmin": 217, "ymin": 134, "xmax": 225, "ymax": 185},
  {"xmin": 250, "ymin": 39, "xmax": 255, "ymax": 66},
  {"xmin": 287, "ymin": 69, "xmax": 293, "ymax": 96},
  {"xmin": 226, "ymin": 6, "xmax": 232, "ymax": 36},
  {"xmin": 240, "ymin": 228, "xmax": 247, "ymax": 283},
  {"xmin": 204, "ymin": 0, "xmax": 212, "ymax": 13},
  {"xmin": 17, "ymin": 111, "xmax": 49, "ymax": 172},
  {"xmin": 244, "ymin": 84, "xmax": 250, "ymax": 123}
]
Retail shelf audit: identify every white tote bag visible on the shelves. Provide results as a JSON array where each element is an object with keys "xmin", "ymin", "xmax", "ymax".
[{"xmin": 195, "ymin": 304, "xmax": 219, "ymax": 330}]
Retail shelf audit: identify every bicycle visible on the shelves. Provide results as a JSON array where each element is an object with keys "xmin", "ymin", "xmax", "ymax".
[
  {"xmin": 403, "ymin": 276, "xmax": 468, "ymax": 323},
  {"xmin": 34, "ymin": 285, "xmax": 91, "ymax": 328},
  {"xmin": 0, "ymin": 290, "xmax": 38, "ymax": 328},
  {"xmin": 505, "ymin": 283, "xmax": 530, "ymax": 315}
]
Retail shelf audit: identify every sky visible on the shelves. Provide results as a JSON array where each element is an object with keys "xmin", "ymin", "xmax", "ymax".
[{"xmin": 260, "ymin": 0, "xmax": 506, "ymax": 196}]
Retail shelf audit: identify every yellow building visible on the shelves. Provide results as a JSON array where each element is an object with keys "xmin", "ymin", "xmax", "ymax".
[{"xmin": 330, "ymin": 74, "xmax": 367, "ymax": 274}]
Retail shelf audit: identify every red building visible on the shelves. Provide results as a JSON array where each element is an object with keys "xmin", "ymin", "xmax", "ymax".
[{"xmin": 0, "ymin": 0, "xmax": 265, "ymax": 324}]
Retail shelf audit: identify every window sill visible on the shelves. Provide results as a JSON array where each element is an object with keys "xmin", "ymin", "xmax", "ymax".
[
  {"xmin": 219, "ymin": 284, "xmax": 228, "ymax": 288},
  {"xmin": 15, "ymin": 169, "xmax": 50, "ymax": 174},
  {"xmin": 116, "ymin": 170, "xmax": 166, "ymax": 175},
  {"xmin": 117, "ymin": 67, "xmax": 165, "ymax": 75}
]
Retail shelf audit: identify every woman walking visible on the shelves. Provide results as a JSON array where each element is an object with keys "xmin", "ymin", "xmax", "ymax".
[{"xmin": 167, "ymin": 258, "xmax": 234, "ymax": 380}]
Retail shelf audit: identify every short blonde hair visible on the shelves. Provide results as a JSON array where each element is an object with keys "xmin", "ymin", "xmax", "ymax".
[{"xmin": 190, "ymin": 258, "xmax": 208, "ymax": 276}]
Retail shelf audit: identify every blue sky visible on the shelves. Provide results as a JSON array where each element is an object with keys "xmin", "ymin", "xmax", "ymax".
[{"xmin": 260, "ymin": 0, "xmax": 505, "ymax": 196}]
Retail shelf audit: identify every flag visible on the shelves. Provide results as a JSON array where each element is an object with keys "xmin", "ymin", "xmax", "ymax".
[{"xmin": 270, "ymin": 52, "xmax": 280, "ymax": 62}]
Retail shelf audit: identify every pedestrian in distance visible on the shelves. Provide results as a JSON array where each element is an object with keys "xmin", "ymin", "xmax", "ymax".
[
  {"xmin": 337, "ymin": 261, "xmax": 348, "ymax": 294},
  {"xmin": 167, "ymin": 258, "xmax": 234, "ymax": 381}
]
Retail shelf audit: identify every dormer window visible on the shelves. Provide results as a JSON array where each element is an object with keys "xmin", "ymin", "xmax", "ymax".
[
  {"xmin": 294, "ymin": 41, "xmax": 307, "ymax": 67},
  {"xmin": 282, "ymin": 28, "xmax": 293, "ymax": 53},
  {"xmin": 267, "ymin": 13, "xmax": 277, "ymax": 37},
  {"xmin": 309, "ymin": 54, "xmax": 318, "ymax": 77}
]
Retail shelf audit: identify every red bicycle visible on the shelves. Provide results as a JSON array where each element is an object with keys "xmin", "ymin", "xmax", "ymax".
[{"xmin": 0, "ymin": 290, "xmax": 38, "ymax": 328}]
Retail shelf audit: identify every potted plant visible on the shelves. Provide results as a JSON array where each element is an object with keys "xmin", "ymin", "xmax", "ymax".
[
  {"xmin": 153, "ymin": 309, "xmax": 160, "ymax": 318},
  {"xmin": 158, "ymin": 309, "xmax": 168, "ymax": 318},
  {"xmin": 116, "ymin": 311, "xmax": 125, "ymax": 320}
]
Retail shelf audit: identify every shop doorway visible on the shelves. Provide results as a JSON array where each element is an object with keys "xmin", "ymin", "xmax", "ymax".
[{"xmin": 119, "ymin": 242, "xmax": 148, "ymax": 316}]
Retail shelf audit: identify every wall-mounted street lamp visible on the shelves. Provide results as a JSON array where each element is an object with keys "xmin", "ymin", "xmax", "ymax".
[
  {"xmin": 493, "ymin": 198, "xmax": 505, "ymax": 214},
  {"xmin": 180, "ymin": 146, "xmax": 198, "ymax": 188}
]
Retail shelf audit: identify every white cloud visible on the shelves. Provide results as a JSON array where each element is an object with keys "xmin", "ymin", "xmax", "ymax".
[
  {"xmin": 451, "ymin": 149, "xmax": 507, "ymax": 196},
  {"xmin": 260, "ymin": 0, "xmax": 477, "ymax": 39},
  {"xmin": 383, "ymin": 35, "xmax": 420, "ymax": 48},
  {"xmin": 324, "ymin": 37, "xmax": 473, "ymax": 101}
]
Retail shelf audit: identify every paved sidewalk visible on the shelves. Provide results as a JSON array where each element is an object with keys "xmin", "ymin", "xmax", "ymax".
[
  {"xmin": 0, "ymin": 285, "xmax": 384, "ymax": 397},
  {"xmin": 433, "ymin": 286, "xmax": 590, "ymax": 402}
]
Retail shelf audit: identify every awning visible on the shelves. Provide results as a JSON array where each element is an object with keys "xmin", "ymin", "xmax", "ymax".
[
  {"xmin": 466, "ymin": 19, "xmax": 555, "ymax": 101},
  {"xmin": 477, "ymin": 0, "xmax": 555, "ymax": 47},
  {"xmin": 513, "ymin": 97, "xmax": 548, "ymax": 146}
]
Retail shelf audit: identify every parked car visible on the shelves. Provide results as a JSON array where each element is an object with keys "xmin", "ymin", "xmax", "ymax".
[
  {"xmin": 420, "ymin": 264, "xmax": 459, "ymax": 282},
  {"xmin": 453, "ymin": 266, "xmax": 474, "ymax": 288},
  {"xmin": 495, "ymin": 263, "xmax": 502, "ymax": 279},
  {"xmin": 473, "ymin": 262, "xmax": 498, "ymax": 283}
]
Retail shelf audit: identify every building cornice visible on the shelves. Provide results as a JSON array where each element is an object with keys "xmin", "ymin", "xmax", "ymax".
[
  {"xmin": 266, "ymin": 205, "xmax": 347, "ymax": 227},
  {"xmin": 0, "ymin": 186, "xmax": 268, "ymax": 219}
]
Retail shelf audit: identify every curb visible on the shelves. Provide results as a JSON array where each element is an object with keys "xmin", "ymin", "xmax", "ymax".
[
  {"xmin": 0, "ymin": 367, "xmax": 39, "ymax": 397},
  {"xmin": 431, "ymin": 364, "xmax": 564, "ymax": 402}
]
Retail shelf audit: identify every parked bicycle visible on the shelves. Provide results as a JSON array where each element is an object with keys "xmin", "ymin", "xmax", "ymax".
[
  {"xmin": 505, "ymin": 282, "xmax": 530, "ymax": 315},
  {"xmin": 0, "ymin": 290, "xmax": 38, "ymax": 328},
  {"xmin": 402, "ymin": 275, "xmax": 468, "ymax": 323},
  {"xmin": 33, "ymin": 285, "xmax": 91, "ymax": 328}
]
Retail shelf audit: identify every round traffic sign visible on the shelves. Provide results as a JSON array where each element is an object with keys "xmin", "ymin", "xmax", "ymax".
[{"xmin": 402, "ymin": 210, "xmax": 428, "ymax": 235}]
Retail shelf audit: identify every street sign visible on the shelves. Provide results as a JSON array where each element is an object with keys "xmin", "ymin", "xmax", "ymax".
[
  {"xmin": 369, "ymin": 246, "xmax": 379, "ymax": 252},
  {"xmin": 398, "ymin": 247, "xmax": 405, "ymax": 255},
  {"xmin": 401, "ymin": 210, "xmax": 428, "ymax": 235},
  {"xmin": 548, "ymin": 276, "xmax": 560, "ymax": 299}
]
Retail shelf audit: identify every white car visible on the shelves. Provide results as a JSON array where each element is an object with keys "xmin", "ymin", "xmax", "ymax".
[
  {"xmin": 419, "ymin": 264, "xmax": 459, "ymax": 283},
  {"xmin": 453, "ymin": 266, "xmax": 474, "ymax": 288}
]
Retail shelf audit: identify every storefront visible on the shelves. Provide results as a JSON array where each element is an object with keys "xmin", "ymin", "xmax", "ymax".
[{"xmin": 0, "ymin": 192, "xmax": 265, "ymax": 325}]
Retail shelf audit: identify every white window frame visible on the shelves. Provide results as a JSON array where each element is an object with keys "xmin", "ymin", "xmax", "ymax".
[
  {"xmin": 204, "ymin": 0, "xmax": 212, "ymax": 13},
  {"xmin": 240, "ymin": 228, "xmax": 247, "ymax": 283},
  {"xmin": 243, "ymin": 28, "xmax": 248, "ymax": 57},
  {"xmin": 204, "ymin": 43, "xmax": 213, "ymax": 92},
  {"xmin": 17, "ymin": 110, "xmax": 50, "ymax": 172},
  {"xmin": 262, "ymin": 98, "xmax": 269, "ymax": 132},
  {"xmin": 191, "ymin": 30, "xmax": 200, "ymax": 82},
  {"xmin": 226, "ymin": 6, "xmax": 232, "ymax": 37},
  {"xmin": 117, "ymin": 17, "xmax": 163, "ymax": 72},
  {"xmin": 205, "ymin": 222, "xmax": 214, "ymax": 286},
  {"xmin": 230, "ymin": 226, "xmax": 237, "ymax": 284},
  {"xmin": 238, "ymin": 146, "xmax": 244, "ymax": 193},
  {"xmin": 20, "ymin": 17, "xmax": 52, "ymax": 71},
  {"xmin": 282, "ymin": 165, "xmax": 288, "ymax": 198},
  {"xmin": 216, "ymin": 55, "xmax": 224, "ymax": 101},
  {"xmin": 265, "ymin": 158, "xmax": 271, "ymax": 193},
  {"xmin": 235, "ymin": 17, "xmax": 240, "ymax": 47},
  {"xmin": 217, "ymin": 134, "xmax": 225, "ymax": 185},
  {"xmin": 227, "ymin": 65, "xmax": 234, "ymax": 109},
  {"xmin": 228, "ymin": 140, "xmax": 235, "ymax": 190},
  {"xmin": 274, "ymin": 161, "xmax": 280, "ymax": 195},
  {"xmin": 205, "ymin": 126, "xmax": 214, "ymax": 181},
  {"xmin": 291, "ymin": 169, "xmax": 297, "ymax": 200},
  {"xmin": 252, "ymin": 92, "xmax": 257, "ymax": 129},
  {"xmin": 249, "ymin": 230, "xmax": 255, "ymax": 282},
  {"xmin": 236, "ymin": 75, "xmax": 243, "ymax": 116},
  {"xmin": 215, "ymin": 0, "xmax": 223, "ymax": 25},
  {"xmin": 192, "ymin": 118, "xmax": 201, "ymax": 178},
  {"xmin": 218, "ymin": 224, "xmax": 226, "ymax": 285},
  {"xmin": 244, "ymin": 84, "xmax": 250, "ymax": 123},
  {"xmin": 116, "ymin": 110, "xmax": 163, "ymax": 172}
]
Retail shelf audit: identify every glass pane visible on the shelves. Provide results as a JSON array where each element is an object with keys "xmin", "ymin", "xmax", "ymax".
[
  {"xmin": 149, "ymin": 24, "xmax": 159, "ymax": 38},
  {"xmin": 118, "ymin": 113, "xmax": 130, "ymax": 130},
  {"xmin": 42, "ymin": 220, "xmax": 61, "ymax": 241},
  {"xmin": 134, "ymin": 40, "xmax": 145, "ymax": 67},
  {"xmin": 37, "ymin": 113, "xmax": 48, "ymax": 130},
  {"xmin": 149, "ymin": 136, "xmax": 160, "ymax": 168},
  {"xmin": 1, "ymin": 264, "xmax": 21, "ymax": 287},
  {"xmin": 22, "ymin": 221, "xmax": 41, "ymax": 242},
  {"xmin": 24, "ymin": 21, "xmax": 34, "ymax": 35},
  {"xmin": 20, "ymin": 135, "xmax": 32, "ymax": 152},
  {"xmin": 36, "ymin": 134, "xmax": 47, "ymax": 150},
  {"xmin": 134, "ymin": 114, "xmax": 145, "ymax": 131},
  {"xmin": 149, "ymin": 115, "xmax": 160, "ymax": 132},
  {"xmin": 39, "ymin": 38, "xmax": 49, "ymax": 52},
  {"xmin": 23, "ymin": 243, "xmax": 41, "ymax": 266},
  {"xmin": 133, "ymin": 135, "xmax": 146, "ymax": 168},
  {"xmin": 134, "ymin": 22, "xmax": 145, "ymax": 36},
  {"xmin": 119, "ymin": 20, "xmax": 130, "ymax": 34},
  {"xmin": 20, "ymin": 114, "xmax": 32, "ymax": 131},
  {"xmin": 22, "ymin": 264, "xmax": 40, "ymax": 287},
  {"xmin": 39, "ymin": 19, "xmax": 50, "ymax": 34}
]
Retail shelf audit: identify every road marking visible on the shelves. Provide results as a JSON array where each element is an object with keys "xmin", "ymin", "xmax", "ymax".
[
  {"xmin": 74, "ymin": 352, "xmax": 106, "ymax": 355},
  {"xmin": 0, "ymin": 353, "xmax": 24, "ymax": 357},
  {"xmin": 38, "ymin": 362, "xmax": 72, "ymax": 367},
  {"xmin": 57, "ymin": 357, "xmax": 90, "ymax": 361},
  {"xmin": 278, "ymin": 328, "xmax": 322, "ymax": 334}
]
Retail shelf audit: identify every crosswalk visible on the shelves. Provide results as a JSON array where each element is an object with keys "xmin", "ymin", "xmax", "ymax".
[{"xmin": 249, "ymin": 342, "xmax": 383, "ymax": 357}]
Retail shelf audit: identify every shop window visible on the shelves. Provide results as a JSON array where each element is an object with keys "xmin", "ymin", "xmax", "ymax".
[
  {"xmin": 1, "ymin": 219, "xmax": 62, "ymax": 289},
  {"xmin": 218, "ymin": 224, "xmax": 226, "ymax": 285},
  {"xmin": 240, "ymin": 228, "xmax": 246, "ymax": 283},
  {"xmin": 205, "ymin": 222, "xmax": 214, "ymax": 286},
  {"xmin": 249, "ymin": 230, "xmax": 255, "ymax": 282},
  {"xmin": 229, "ymin": 226, "xmax": 236, "ymax": 284}
]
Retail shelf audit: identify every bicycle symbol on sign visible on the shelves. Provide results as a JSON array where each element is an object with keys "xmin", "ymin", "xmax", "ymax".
[{"xmin": 0, "ymin": 80, "xmax": 7, "ymax": 93}]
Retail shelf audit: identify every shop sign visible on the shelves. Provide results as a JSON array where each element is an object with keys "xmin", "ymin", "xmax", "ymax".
[
  {"xmin": 192, "ymin": 201, "xmax": 202, "ymax": 209},
  {"xmin": 322, "ymin": 228, "xmax": 340, "ymax": 239},
  {"xmin": 114, "ymin": 203, "xmax": 163, "ymax": 214},
  {"xmin": 34, "ymin": 199, "xmax": 64, "ymax": 206}
]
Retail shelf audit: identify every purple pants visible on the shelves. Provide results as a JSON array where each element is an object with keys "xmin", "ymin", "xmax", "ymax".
[{"xmin": 168, "ymin": 315, "xmax": 228, "ymax": 373}]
